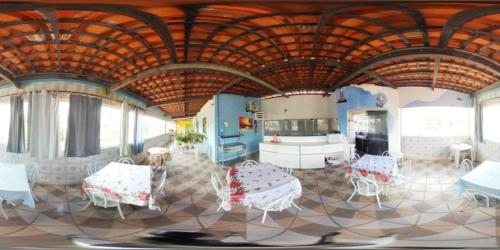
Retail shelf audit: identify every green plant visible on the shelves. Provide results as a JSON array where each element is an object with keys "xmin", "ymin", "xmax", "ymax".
[
  {"xmin": 176, "ymin": 134, "xmax": 190, "ymax": 144},
  {"xmin": 188, "ymin": 132, "xmax": 206, "ymax": 144}
]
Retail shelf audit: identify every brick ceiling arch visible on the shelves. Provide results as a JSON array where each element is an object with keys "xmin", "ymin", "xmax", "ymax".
[{"xmin": 0, "ymin": 2, "xmax": 497, "ymax": 117}]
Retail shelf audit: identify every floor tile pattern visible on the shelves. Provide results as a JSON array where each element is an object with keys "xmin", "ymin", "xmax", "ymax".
[{"xmin": 0, "ymin": 153, "xmax": 498, "ymax": 248}]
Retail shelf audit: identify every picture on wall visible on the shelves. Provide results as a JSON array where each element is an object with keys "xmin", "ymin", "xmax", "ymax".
[
  {"xmin": 246, "ymin": 100, "xmax": 258, "ymax": 112},
  {"xmin": 202, "ymin": 117, "xmax": 207, "ymax": 134},
  {"xmin": 239, "ymin": 116, "xmax": 253, "ymax": 131}
]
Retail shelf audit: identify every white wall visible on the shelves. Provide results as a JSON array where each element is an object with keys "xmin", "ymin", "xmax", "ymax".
[
  {"xmin": 399, "ymin": 87, "xmax": 472, "ymax": 108},
  {"xmin": 192, "ymin": 97, "xmax": 216, "ymax": 162},
  {"xmin": 262, "ymin": 95, "xmax": 337, "ymax": 120}
]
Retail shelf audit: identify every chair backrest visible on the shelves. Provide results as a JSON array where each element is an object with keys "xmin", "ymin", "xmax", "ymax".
[
  {"xmin": 87, "ymin": 164, "xmax": 99, "ymax": 176},
  {"xmin": 26, "ymin": 166, "xmax": 37, "ymax": 188},
  {"xmin": 211, "ymin": 172, "xmax": 223, "ymax": 193},
  {"xmin": 85, "ymin": 188, "xmax": 119, "ymax": 208},
  {"xmin": 460, "ymin": 159, "xmax": 474, "ymax": 176},
  {"xmin": 155, "ymin": 170, "xmax": 167, "ymax": 194},
  {"xmin": 157, "ymin": 142, "xmax": 168, "ymax": 148},
  {"xmin": 401, "ymin": 160, "xmax": 412, "ymax": 178},
  {"xmin": 118, "ymin": 157, "xmax": 135, "ymax": 165},
  {"xmin": 354, "ymin": 177, "xmax": 380, "ymax": 196},
  {"xmin": 381, "ymin": 150, "xmax": 389, "ymax": 156},
  {"xmin": 240, "ymin": 160, "xmax": 258, "ymax": 168}
]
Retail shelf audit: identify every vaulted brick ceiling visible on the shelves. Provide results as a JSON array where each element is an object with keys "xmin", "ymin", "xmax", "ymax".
[{"xmin": 0, "ymin": 2, "xmax": 498, "ymax": 118}]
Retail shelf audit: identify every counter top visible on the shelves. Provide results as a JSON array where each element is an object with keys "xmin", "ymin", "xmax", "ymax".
[{"xmin": 261, "ymin": 141, "xmax": 343, "ymax": 146}]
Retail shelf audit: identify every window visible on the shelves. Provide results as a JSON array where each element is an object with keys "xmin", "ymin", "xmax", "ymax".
[
  {"xmin": 128, "ymin": 110, "xmax": 136, "ymax": 143},
  {"xmin": 100, "ymin": 102, "xmax": 121, "ymax": 147},
  {"xmin": 143, "ymin": 115, "xmax": 166, "ymax": 139},
  {"xmin": 483, "ymin": 101, "xmax": 500, "ymax": 142},
  {"xmin": 401, "ymin": 107, "xmax": 472, "ymax": 137},
  {"xmin": 0, "ymin": 97, "xmax": 10, "ymax": 145}
]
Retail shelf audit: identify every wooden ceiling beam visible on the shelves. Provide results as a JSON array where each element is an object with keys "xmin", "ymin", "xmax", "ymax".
[
  {"xmin": 0, "ymin": 66, "xmax": 20, "ymax": 88},
  {"xmin": 439, "ymin": 6, "xmax": 500, "ymax": 47},
  {"xmin": 334, "ymin": 47, "xmax": 500, "ymax": 90},
  {"xmin": 148, "ymin": 96, "xmax": 212, "ymax": 108},
  {"xmin": 362, "ymin": 70, "xmax": 396, "ymax": 88},
  {"xmin": 111, "ymin": 62, "xmax": 284, "ymax": 96}
]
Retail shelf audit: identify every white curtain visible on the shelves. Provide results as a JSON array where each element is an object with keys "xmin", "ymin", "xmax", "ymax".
[
  {"xmin": 29, "ymin": 90, "xmax": 59, "ymax": 159},
  {"xmin": 119, "ymin": 101, "xmax": 129, "ymax": 156}
]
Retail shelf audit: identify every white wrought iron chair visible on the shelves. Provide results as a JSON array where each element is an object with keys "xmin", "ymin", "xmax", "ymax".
[
  {"xmin": 350, "ymin": 153, "xmax": 361, "ymax": 163},
  {"xmin": 279, "ymin": 167, "xmax": 293, "ymax": 175},
  {"xmin": 464, "ymin": 189, "xmax": 500, "ymax": 207},
  {"xmin": 157, "ymin": 142, "xmax": 168, "ymax": 148},
  {"xmin": 460, "ymin": 159, "xmax": 474, "ymax": 176},
  {"xmin": 239, "ymin": 160, "xmax": 258, "ymax": 169},
  {"xmin": 0, "ymin": 197, "xmax": 9, "ymax": 220},
  {"xmin": 347, "ymin": 175, "xmax": 384, "ymax": 208},
  {"xmin": 83, "ymin": 188, "xmax": 125, "ymax": 219},
  {"xmin": 211, "ymin": 172, "xmax": 231, "ymax": 212},
  {"xmin": 154, "ymin": 170, "xmax": 167, "ymax": 196},
  {"xmin": 26, "ymin": 165, "xmax": 39, "ymax": 202},
  {"xmin": 87, "ymin": 164, "xmax": 100, "ymax": 177},
  {"xmin": 117, "ymin": 157, "xmax": 135, "ymax": 165},
  {"xmin": 393, "ymin": 160, "xmax": 412, "ymax": 185},
  {"xmin": 255, "ymin": 191, "xmax": 301, "ymax": 223}
]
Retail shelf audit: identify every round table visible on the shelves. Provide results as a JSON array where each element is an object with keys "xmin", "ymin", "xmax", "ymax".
[{"xmin": 148, "ymin": 147, "xmax": 171, "ymax": 167}]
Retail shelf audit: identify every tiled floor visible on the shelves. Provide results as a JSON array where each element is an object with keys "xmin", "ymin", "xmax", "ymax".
[{"xmin": 0, "ymin": 154, "xmax": 498, "ymax": 248}]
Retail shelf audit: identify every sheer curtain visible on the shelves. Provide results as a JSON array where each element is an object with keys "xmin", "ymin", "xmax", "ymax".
[
  {"xmin": 131, "ymin": 109, "xmax": 144, "ymax": 155},
  {"xmin": 29, "ymin": 91, "xmax": 59, "ymax": 159},
  {"xmin": 119, "ymin": 101, "xmax": 129, "ymax": 156},
  {"xmin": 65, "ymin": 94, "xmax": 102, "ymax": 157},
  {"xmin": 6, "ymin": 96, "xmax": 25, "ymax": 153}
]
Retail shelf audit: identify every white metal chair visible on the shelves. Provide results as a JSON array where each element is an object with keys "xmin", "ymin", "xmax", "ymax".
[
  {"xmin": 393, "ymin": 160, "xmax": 412, "ymax": 185},
  {"xmin": 347, "ymin": 174, "xmax": 384, "ymax": 208},
  {"xmin": 463, "ymin": 189, "xmax": 500, "ymax": 208},
  {"xmin": 0, "ymin": 197, "xmax": 9, "ymax": 220},
  {"xmin": 239, "ymin": 160, "xmax": 258, "ymax": 169},
  {"xmin": 83, "ymin": 188, "xmax": 125, "ymax": 219},
  {"xmin": 117, "ymin": 157, "xmax": 135, "ymax": 165},
  {"xmin": 255, "ymin": 191, "xmax": 301, "ymax": 223},
  {"xmin": 87, "ymin": 164, "xmax": 100, "ymax": 177},
  {"xmin": 154, "ymin": 170, "xmax": 167, "ymax": 196},
  {"xmin": 279, "ymin": 167, "xmax": 293, "ymax": 175},
  {"xmin": 26, "ymin": 166, "xmax": 39, "ymax": 202},
  {"xmin": 350, "ymin": 153, "xmax": 361, "ymax": 163},
  {"xmin": 460, "ymin": 159, "xmax": 474, "ymax": 176},
  {"xmin": 211, "ymin": 172, "xmax": 231, "ymax": 212},
  {"xmin": 157, "ymin": 142, "xmax": 168, "ymax": 148}
]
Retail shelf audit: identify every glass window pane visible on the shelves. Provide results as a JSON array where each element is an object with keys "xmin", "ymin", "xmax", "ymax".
[
  {"xmin": 401, "ymin": 107, "xmax": 472, "ymax": 137},
  {"xmin": 0, "ymin": 97, "xmax": 10, "ymax": 145},
  {"xmin": 483, "ymin": 101, "xmax": 500, "ymax": 142}
]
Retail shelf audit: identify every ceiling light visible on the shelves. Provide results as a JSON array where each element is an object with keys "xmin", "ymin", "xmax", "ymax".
[
  {"xmin": 283, "ymin": 58, "xmax": 288, "ymax": 62},
  {"xmin": 310, "ymin": 57, "xmax": 316, "ymax": 60}
]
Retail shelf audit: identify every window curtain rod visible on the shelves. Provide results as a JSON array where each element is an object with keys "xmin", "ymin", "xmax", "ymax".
[{"xmin": 0, "ymin": 91, "xmax": 140, "ymax": 109}]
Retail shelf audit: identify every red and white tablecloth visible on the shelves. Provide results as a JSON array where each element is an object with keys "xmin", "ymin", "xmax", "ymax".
[
  {"xmin": 83, "ymin": 162, "xmax": 155, "ymax": 208},
  {"xmin": 351, "ymin": 154, "xmax": 398, "ymax": 176},
  {"xmin": 227, "ymin": 163, "xmax": 302, "ymax": 208}
]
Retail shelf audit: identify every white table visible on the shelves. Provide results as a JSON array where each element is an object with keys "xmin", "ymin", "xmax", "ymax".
[
  {"xmin": 148, "ymin": 147, "xmax": 171, "ymax": 166},
  {"xmin": 455, "ymin": 161, "xmax": 500, "ymax": 197},
  {"xmin": 84, "ymin": 162, "xmax": 154, "ymax": 208},
  {"xmin": 0, "ymin": 163, "xmax": 35, "ymax": 209},
  {"xmin": 228, "ymin": 163, "xmax": 302, "ymax": 208},
  {"xmin": 351, "ymin": 154, "xmax": 398, "ymax": 177},
  {"xmin": 451, "ymin": 143, "xmax": 472, "ymax": 168}
]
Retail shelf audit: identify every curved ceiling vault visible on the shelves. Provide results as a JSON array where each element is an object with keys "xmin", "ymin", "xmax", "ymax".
[{"xmin": 0, "ymin": 2, "xmax": 498, "ymax": 118}]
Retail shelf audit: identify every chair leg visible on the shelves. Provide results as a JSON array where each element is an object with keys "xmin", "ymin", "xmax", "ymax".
[
  {"xmin": 375, "ymin": 194, "xmax": 382, "ymax": 208},
  {"xmin": 0, "ymin": 202, "xmax": 8, "ymax": 220},
  {"xmin": 347, "ymin": 188, "xmax": 357, "ymax": 203},
  {"xmin": 261, "ymin": 210, "xmax": 268, "ymax": 223},
  {"xmin": 117, "ymin": 203, "xmax": 125, "ymax": 220},
  {"xmin": 82, "ymin": 200, "xmax": 93, "ymax": 211},
  {"xmin": 291, "ymin": 201, "xmax": 301, "ymax": 210}
]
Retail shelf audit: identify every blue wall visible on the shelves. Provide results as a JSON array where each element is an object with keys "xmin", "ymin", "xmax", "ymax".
[
  {"xmin": 215, "ymin": 94, "xmax": 263, "ymax": 162},
  {"xmin": 335, "ymin": 86, "xmax": 379, "ymax": 136}
]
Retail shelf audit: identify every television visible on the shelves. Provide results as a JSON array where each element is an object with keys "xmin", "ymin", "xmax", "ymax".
[{"xmin": 246, "ymin": 100, "xmax": 259, "ymax": 112}]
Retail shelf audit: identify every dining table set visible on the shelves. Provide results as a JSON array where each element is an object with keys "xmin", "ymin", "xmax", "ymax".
[{"xmin": 345, "ymin": 154, "xmax": 399, "ymax": 194}]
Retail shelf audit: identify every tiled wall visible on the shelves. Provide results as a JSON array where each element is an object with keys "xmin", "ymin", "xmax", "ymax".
[
  {"xmin": 402, "ymin": 136, "xmax": 471, "ymax": 159},
  {"xmin": 0, "ymin": 134, "xmax": 171, "ymax": 185},
  {"xmin": 477, "ymin": 140, "xmax": 500, "ymax": 162}
]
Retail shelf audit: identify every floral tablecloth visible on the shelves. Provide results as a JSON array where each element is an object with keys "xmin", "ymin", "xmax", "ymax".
[
  {"xmin": 351, "ymin": 154, "xmax": 398, "ymax": 176},
  {"xmin": 227, "ymin": 163, "xmax": 302, "ymax": 208},
  {"xmin": 83, "ymin": 162, "xmax": 156, "ymax": 209}
]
